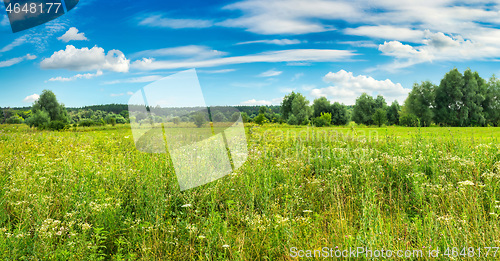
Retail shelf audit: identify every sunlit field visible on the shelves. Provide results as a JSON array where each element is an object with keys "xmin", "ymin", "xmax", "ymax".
[{"xmin": 0, "ymin": 124, "xmax": 499, "ymax": 260}]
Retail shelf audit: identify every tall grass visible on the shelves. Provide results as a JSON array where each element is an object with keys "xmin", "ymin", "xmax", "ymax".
[{"xmin": 0, "ymin": 124, "xmax": 498, "ymax": 260}]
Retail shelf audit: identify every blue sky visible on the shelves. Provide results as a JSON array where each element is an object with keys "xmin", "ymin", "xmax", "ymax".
[{"xmin": 1, "ymin": 0, "xmax": 500, "ymax": 107}]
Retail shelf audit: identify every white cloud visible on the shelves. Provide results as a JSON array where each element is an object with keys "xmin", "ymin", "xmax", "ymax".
[
  {"xmin": 1, "ymin": 15, "xmax": 9, "ymax": 27},
  {"xmin": 197, "ymin": 69, "xmax": 236, "ymax": 74},
  {"xmin": 258, "ymin": 68, "xmax": 282, "ymax": 77},
  {"xmin": 344, "ymin": 26, "xmax": 425, "ymax": 43},
  {"xmin": 0, "ymin": 36, "xmax": 28, "ymax": 53},
  {"xmin": 0, "ymin": 54, "xmax": 36, "ymax": 68},
  {"xmin": 375, "ymin": 31, "xmax": 500, "ymax": 71},
  {"xmin": 132, "ymin": 49, "xmax": 356, "ymax": 70},
  {"xmin": 132, "ymin": 45, "xmax": 227, "ymax": 59},
  {"xmin": 23, "ymin": 94, "xmax": 39, "ymax": 103},
  {"xmin": 218, "ymin": 0, "xmax": 358, "ymax": 34},
  {"xmin": 40, "ymin": 45, "xmax": 130, "ymax": 72},
  {"xmin": 138, "ymin": 14, "xmax": 213, "ymax": 29},
  {"xmin": 127, "ymin": 91, "xmax": 134, "ymax": 95},
  {"xmin": 47, "ymin": 70, "xmax": 103, "ymax": 82},
  {"xmin": 292, "ymin": 72, "xmax": 304, "ymax": 81},
  {"xmin": 110, "ymin": 93, "xmax": 125, "ymax": 97},
  {"xmin": 309, "ymin": 70, "xmax": 410, "ymax": 105},
  {"xmin": 241, "ymin": 97, "xmax": 282, "ymax": 105},
  {"xmin": 237, "ymin": 39, "xmax": 303, "ymax": 45},
  {"xmin": 103, "ymin": 75, "xmax": 163, "ymax": 85},
  {"xmin": 57, "ymin": 27, "xmax": 88, "ymax": 42}
]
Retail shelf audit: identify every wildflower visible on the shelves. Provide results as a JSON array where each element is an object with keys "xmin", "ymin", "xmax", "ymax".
[
  {"xmin": 458, "ymin": 180, "xmax": 475, "ymax": 186},
  {"xmin": 198, "ymin": 235, "xmax": 206, "ymax": 239},
  {"xmin": 222, "ymin": 244, "xmax": 230, "ymax": 248},
  {"xmin": 81, "ymin": 223, "xmax": 92, "ymax": 230},
  {"xmin": 181, "ymin": 204, "xmax": 192, "ymax": 208},
  {"xmin": 303, "ymin": 210, "xmax": 313, "ymax": 213}
]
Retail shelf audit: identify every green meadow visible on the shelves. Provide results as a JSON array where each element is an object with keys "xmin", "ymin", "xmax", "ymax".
[{"xmin": 0, "ymin": 124, "xmax": 499, "ymax": 260}]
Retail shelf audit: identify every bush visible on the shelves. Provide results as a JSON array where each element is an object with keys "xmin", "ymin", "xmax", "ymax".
[
  {"xmin": 47, "ymin": 120, "xmax": 67, "ymax": 131},
  {"xmin": 313, "ymin": 112, "xmax": 332, "ymax": 127},
  {"xmin": 287, "ymin": 114, "xmax": 298, "ymax": 125},
  {"xmin": 400, "ymin": 113, "xmax": 419, "ymax": 127},
  {"xmin": 26, "ymin": 110, "xmax": 49, "ymax": 128},
  {"xmin": 7, "ymin": 114, "xmax": 24, "ymax": 124},
  {"xmin": 254, "ymin": 113, "xmax": 268, "ymax": 125}
]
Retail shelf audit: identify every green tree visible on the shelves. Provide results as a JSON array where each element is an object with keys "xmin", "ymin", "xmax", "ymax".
[
  {"xmin": 254, "ymin": 113, "xmax": 268, "ymax": 125},
  {"xmin": 331, "ymin": 102, "xmax": 349, "ymax": 125},
  {"xmin": 31, "ymin": 90, "xmax": 69, "ymax": 123},
  {"xmin": 26, "ymin": 110, "xmax": 50, "ymax": 128},
  {"xmin": 387, "ymin": 101, "xmax": 401, "ymax": 125},
  {"xmin": 312, "ymin": 97, "xmax": 331, "ymax": 118},
  {"xmin": 173, "ymin": 117, "xmax": 181, "ymax": 125},
  {"xmin": 352, "ymin": 93, "xmax": 375, "ymax": 125},
  {"xmin": 434, "ymin": 68, "xmax": 464, "ymax": 126},
  {"xmin": 230, "ymin": 112, "xmax": 240, "ymax": 122},
  {"xmin": 373, "ymin": 108, "xmax": 387, "ymax": 127},
  {"xmin": 192, "ymin": 112, "xmax": 207, "ymax": 128},
  {"xmin": 461, "ymin": 69, "xmax": 486, "ymax": 126},
  {"xmin": 212, "ymin": 111, "xmax": 227, "ymax": 122},
  {"xmin": 291, "ymin": 93, "xmax": 312, "ymax": 125},
  {"xmin": 403, "ymin": 81, "xmax": 435, "ymax": 127},
  {"xmin": 281, "ymin": 92, "xmax": 296, "ymax": 121},
  {"xmin": 483, "ymin": 75, "xmax": 500, "ymax": 126},
  {"xmin": 400, "ymin": 113, "xmax": 419, "ymax": 127}
]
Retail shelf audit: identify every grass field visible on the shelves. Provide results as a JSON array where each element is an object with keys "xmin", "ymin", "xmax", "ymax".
[{"xmin": 0, "ymin": 124, "xmax": 499, "ymax": 260}]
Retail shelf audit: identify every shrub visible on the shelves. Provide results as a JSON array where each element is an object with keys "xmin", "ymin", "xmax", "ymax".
[
  {"xmin": 47, "ymin": 120, "xmax": 67, "ymax": 131},
  {"xmin": 400, "ymin": 113, "xmax": 419, "ymax": 127},
  {"xmin": 313, "ymin": 112, "xmax": 332, "ymax": 127},
  {"xmin": 287, "ymin": 114, "xmax": 298, "ymax": 125}
]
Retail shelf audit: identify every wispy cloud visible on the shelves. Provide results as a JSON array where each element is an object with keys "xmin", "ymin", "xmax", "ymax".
[
  {"xmin": 240, "ymin": 97, "xmax": 282, "ymax": 105},
  {"xmin": 237, "ymin": 39, "xmax": 303, "ymax": 45},
  {"xmin": 138, "ymin": 14, "xmax": 213, "ymax": 29},
  {"xmin": 0, "ymin": 54, "xmax": 36, "ymax": 68},
  {"xmin": 132, "ymin": 45, "xmax": 226, "ymax": 59},
  {"xmin": 103, "ymin": 75, "xmax": 163, "ymax": 85},
  {"xmin": 47, "ymin": 70, "xmax": 103, "ymax": 82},
  {"xmin": 258, "ymin": 68, "xmax": 282, "ymax": 77},
  {"xmin": 132, "ymin": 49, "xmax": 356, "ymax": 70}
]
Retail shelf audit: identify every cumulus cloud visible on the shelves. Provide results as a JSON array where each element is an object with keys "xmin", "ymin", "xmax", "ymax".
[
  {"xmin": 138, "ymin": 14, "xmax": 213, "ymax": 29},
  {"xmin": 0, "ymin": 54, "xmax": 36, "ymax": 68},
  {"xmin": 47, "ymin": 70, "xmax": 103, "ymax": 82},
  {"xmin": 132, "ymin": 49, "xmax": 356, "ymax": 70},
  {"xmin": 237, "ymin": 39, "xmax": 303, "ymax": 45},
  {"xmin": 309, "ymin": 70, "xmax": 410, "ymax": 105},
  {"xmin": 23, "ymin": 94, "xmax": 40, "ymax": 103},
  {"xmin": 258, "ymin": 69, "xmax": 282, "ymax": 77},
  {"xmin": 375, "ymin": 31, "xmax": 497, "ymax": 71},
  {"xmin": 57, "ymin": 27, "xmax": 88, "ymax": 42},
  {"xmin": 40, "ymin": 45, "xmax": 130, "ymax": 72}
]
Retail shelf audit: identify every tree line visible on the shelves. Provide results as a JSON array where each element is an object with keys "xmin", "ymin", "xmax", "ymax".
[{"xmin": 2, "ymin": 68, "xmax": 499, "ymax": 129}]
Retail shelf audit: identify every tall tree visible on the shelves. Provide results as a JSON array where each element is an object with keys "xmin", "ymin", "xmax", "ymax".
[
  {"xmin": 32, "ymin": 90, "xmax": 69, "ymax": 123},
  {"xmin": 352, "ymin": 93, "xmax": 375, "ymax": 125},
  {"xmin": 312, "ymin": 96, "xmax": 331, "ymax": 118},
  {"xmin": 461, "ymin": 69, "xmax": 486, "ymax": 126},
  {"xmin": 291, "ymin": 93, "xmax": 312, "ymax": 125},
  {"xmin": 331, "ymin": 102, "xmax": 349, "ymax": 125},
  {"xmin": 434, "ymin": 68, "xmax": 464, "ymax": 126},
  {"xmin": 403, "ymin": 81, "xmax": 435, "ymax": 127},
  {"xmin": 280, "ymin": 92, "xmax": 296, "ymax": 121},
  {"xmin": 483, "ymin": 75, "xmax": 500, "ymax": 126},
  {"xmin": 373, "ymin": 108, "xmax": 387, "ymax": 127},
  {"xmin": 387, "ymin": 101, "xmax": 401, "ymax": 125}
]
